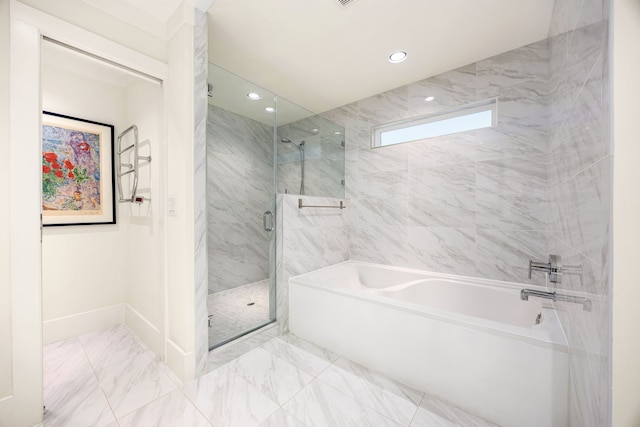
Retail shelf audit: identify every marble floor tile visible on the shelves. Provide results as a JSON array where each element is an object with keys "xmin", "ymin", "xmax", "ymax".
[
  {"xmin": 118, "ymin": 389, "xmax": 211, "ymax": 427},
  {"xmin": 261, "ymin": 334, "xmax": 338, "ymax": 376},
  {"xmin": 208, "ymin": 279, "xmax": 271, "ymax": 346},
  {"xmin": 229, "ymin": 346, "xmax": 313, "ymax": 404},
  {"xmin": 207, "ymin": 324, "xmax": 280, "ymax": 372},
  {"xmin": 95, "ymin": 352, "xmax": 176, "ymax": 418},
  {"xmin": 283, "ymin": 379, "xmax": 402, "ymax": 427},
  {"xmin": 259, "ymin": 409, "xmax": 308, "ymax": 427},
  {"xmin": 43, "ymin": 337, "xmax": 93, "ymax": 390},
  {"xmin": 317, "ymin": 357, "xmax": 423, "ymax": 426},
  {"xmin": 410, "ymin": 395, "xmax": 501, "ymax": 427},
  {"xmin": 79, "ymin": 324, "xmax": 151, "ymax": 371},
  {"xmin": 43, "ymin": 375, "xmax": 116, "ymax": 427},
  {"xmin": 183, "ymin": 364, "xmax": 279, "ymax": 427}
]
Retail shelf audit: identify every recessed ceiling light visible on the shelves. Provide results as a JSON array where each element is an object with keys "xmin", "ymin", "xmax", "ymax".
[
  {"xmin": 265, "ymin": 107, "xmax": 275, "ymax": 112},
  {"xmin": 388, "ymin": 51, "xmax": 407, "ymax": 63},
  {"xmin": 247, "ymin": 92, "xmax": 261, "ymax": 100},
  {"xmin": 311, "ymin": 128, "xmax": 319, "ymax": 133},
  {"xmin": 425, "ymin": 96, "xmax": 435, "ymax": 102},
  {"xmin": 334, "ymin": 131, "xmax": 342, "ymax": 135}
]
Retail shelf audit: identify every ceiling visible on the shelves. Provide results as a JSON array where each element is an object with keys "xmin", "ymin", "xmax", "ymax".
[
  {"xmin": 206, "ymin": 0, "xmax": 555, "ymax": 114},
  {"xmin": 77, "ymin": 0, "xmax": 556, "ymax": 115}
]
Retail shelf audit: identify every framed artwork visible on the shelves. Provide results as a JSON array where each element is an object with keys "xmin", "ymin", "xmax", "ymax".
[{"xmin": 41, "ymin": 111, "xmax": 116, "ymax": 226}]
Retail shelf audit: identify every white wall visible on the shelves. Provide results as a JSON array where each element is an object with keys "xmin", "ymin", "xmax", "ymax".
[
  {"xmin": 41, "ymin": 55, "xmax": 129, "ymax": 343},
  {"xmin": 123, "ymin": 77, "xmax": 165, "ymax": 356},
  {"xmin": 0, "ymin": 0, "xmax": 12, "ymax": 401},
  {"xmin": 17, "ymin": 0, "xmax": 167, "ymax": 61},
  {"xmin": 165, "ymin": 21, "xmax": 197, "ymax": 380},
  {"xmin": 612, "ymin": 0, "xmax": 640, "ymax": 424}
]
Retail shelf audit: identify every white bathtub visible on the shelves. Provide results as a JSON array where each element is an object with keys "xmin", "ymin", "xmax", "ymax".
[{"xmin": 289, "ymin": 261, "xmax": 568, "ymax": 427}]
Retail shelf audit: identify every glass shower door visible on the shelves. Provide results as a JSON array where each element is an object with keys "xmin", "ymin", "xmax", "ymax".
[{"xmin": 206, "ymin": 64, "xmax": 277, "ymax": 349}]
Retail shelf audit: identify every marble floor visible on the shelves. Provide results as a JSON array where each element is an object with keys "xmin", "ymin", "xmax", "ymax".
[
  {"xmin": 40, "ymin": 324, "xmax": 501, "ymax": 427},
  {"xmin": 208, "ymin": 279, "xmax": 271, "ymax": 347}
]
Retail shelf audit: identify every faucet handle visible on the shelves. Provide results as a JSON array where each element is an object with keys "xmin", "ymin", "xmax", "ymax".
[{"xmin": 528, "ymin": 254, "xmax": 562, "ymax": 283}]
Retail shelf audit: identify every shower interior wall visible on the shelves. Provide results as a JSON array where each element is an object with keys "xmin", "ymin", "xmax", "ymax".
[
  {"xmin": 320, "ymin": 0, "xmax": 611, "ymax": 422},
  {"xmin": 206, "ymin": 104, "xmax": 274, "ymax": 293},
  {"xmin": 277, "ymin": 116, "xmax": 345, "ymax": 198}
]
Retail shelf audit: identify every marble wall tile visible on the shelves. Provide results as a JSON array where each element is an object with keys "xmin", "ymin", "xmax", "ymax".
[
  {"xmin": 277, "ymin": 194, "xmax": 349, "ymax": 332},
  {"xmin": 547, "ymin": 1, "xmax": 610, "ymax": 425},
  {"xmin": 477, "ymin": 39, "xmax": 549, "ymax": 97},
  {"xmin": 207, "ymin": 104, "xmax": 274, "ymax": 293},
  {"xmin": 358, "ymin": 86, "xmax": 409, "ymax": 126},
  {"xmin": 548, "ymin": 157, "xmax": 611, "ymax": 267},
  {"xmin": 350, "ymin": 224, "xmax": 410, "ymax": 267},
  {"xmin": 406, "ymin": 227, "xmax": 477, "ymax": 276},
  {"xmin": 408, "ymin": 64, "xmax": 478, "ymax": 116},
  {"xmin": 476, "ymin": 155, "xmax": 547, "ymax": 230},
  {"xmin": 475, "ymin": 229, "xmax": 547, "ymax": 285},
  {"xmin": 193, "ymin": 8, "xmax": 209, "ymax": 378}
]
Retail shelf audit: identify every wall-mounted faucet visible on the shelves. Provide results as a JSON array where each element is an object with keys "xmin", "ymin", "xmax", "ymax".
[
  {"xmin": 528, "ymin": 254, "xmax": 582, "ymax": 284},
  {"xmin": 521, "ymin": 289, "xmax": 592, "ymax": 311}
]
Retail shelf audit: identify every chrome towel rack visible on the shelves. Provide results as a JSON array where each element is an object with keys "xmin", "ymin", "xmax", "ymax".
[
  {"xmin": 116, "ymin": 125, "xmax": 151, "ymax": 204},
  {"xmin": 298, "ymin": 198, "xmax": 346, "ymax": 209}
]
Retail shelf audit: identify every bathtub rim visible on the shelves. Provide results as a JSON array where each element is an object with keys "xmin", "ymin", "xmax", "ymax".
[{"xmin": 289, "ymin": 260, "xmax": 569, "ymax": 352}]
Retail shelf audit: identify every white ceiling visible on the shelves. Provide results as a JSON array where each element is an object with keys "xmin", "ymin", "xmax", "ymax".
[
  {"xmin": 76, "ymin": 0, "xmax": 555, "ymax": 116},
  {"xmin": 207, "ymin": 0, "xmax": 555, "ymax": 113}
]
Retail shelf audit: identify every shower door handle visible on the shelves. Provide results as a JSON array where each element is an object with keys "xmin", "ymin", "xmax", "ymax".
[{"xmin": 263, "ymin": 211, "xmax": 273, "ymax": 232}]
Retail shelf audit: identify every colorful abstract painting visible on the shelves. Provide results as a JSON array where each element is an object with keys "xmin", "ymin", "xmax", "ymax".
[{"xmin": 42, "ymin": 112, "xmax": 115, "ymax": 226}]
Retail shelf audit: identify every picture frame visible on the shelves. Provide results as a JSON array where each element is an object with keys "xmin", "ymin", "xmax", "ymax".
[{"xmin": 41, "ymin": 111, "xmax": 116, "ymax": 226}]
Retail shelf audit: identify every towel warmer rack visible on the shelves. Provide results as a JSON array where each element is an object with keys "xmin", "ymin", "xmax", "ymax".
[{"xmin": 116, "ymin": 125, "xmax": 151, "ymax": 204}]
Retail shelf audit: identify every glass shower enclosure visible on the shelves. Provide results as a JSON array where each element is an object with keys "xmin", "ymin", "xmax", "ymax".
[
  {"xmin": 206, "ymin": 64, "xmax": 277, "ymax": 348},
  {"xmin": 205, "ymin": 64, "xmax": 346, "ymax": 349}
]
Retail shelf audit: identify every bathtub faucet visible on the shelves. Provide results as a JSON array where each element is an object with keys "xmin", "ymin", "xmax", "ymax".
[
  {"xmin": 528, "ymin": 254, "xmax": 582, "ymax": 284},
  {"xmin": 520, "ymin": 289, "xmax": 592, "ymax": 311}
]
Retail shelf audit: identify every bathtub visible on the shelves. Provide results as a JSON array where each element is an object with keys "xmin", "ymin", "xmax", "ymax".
[{"xmin": 289, "ymin": 261, "xmax": 568, "ymax": 427}]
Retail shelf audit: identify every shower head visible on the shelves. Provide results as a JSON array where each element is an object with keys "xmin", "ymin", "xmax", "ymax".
[{"xmin": 280, "ymin": 138, "xmax": 304, "ymax": 149}]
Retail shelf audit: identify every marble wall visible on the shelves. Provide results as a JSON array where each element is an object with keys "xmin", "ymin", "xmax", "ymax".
[
  {"xmin": 547, "ymin": 0, "xmax": 611, "ymax": 425},
  {"xmin": 193, "ymin": 8, "xmax": 209, "ymax": 377},
  {"xmin": 206, "ymin": 105, "xmax": 274, "ymax": 293},
  {"xmin": 276, "ymin": 194, "xmax": 350, "ymax": 332},
  {"xmin": 277, "ymin": 115, "xmax": 345, "ymax": 199},
  {"xmin": 322, "ymin": 39, "xmax": 550, "ymax": 287}
]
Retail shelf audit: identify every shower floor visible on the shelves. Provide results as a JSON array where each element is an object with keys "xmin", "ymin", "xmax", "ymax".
[{"xmin": 208, "ymin": 279, "xmax": 271, "ymax": 347}]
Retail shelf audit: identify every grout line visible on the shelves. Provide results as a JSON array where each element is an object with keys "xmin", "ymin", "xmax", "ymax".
[{"xmin": 407, "ymin": 393, "xmax": 426, "ymax": 427}]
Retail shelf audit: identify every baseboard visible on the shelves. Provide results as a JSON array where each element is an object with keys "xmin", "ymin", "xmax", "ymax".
[
  {"xmin": 43, "ymin": 304, "xmax": 125, "ymax": 345},
  {"xmin": 125, "ymin": 304, "xmax": 162, "ymax": 358},
  {"xmin": 166, "ymin": 338, "xmax": 195, "ymax": 383}
]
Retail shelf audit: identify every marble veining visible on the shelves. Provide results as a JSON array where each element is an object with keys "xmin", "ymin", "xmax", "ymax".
[
  {"xmin": 317, "ymin": 357, "xmax": 423, "ymax": 425},
  {"xmin": 193, "ymin": 7, "xmax": 209, "ymax": 378},
  {"xmin": 44, "ymin": 326, "xmax": 503, "ymax": 427}
]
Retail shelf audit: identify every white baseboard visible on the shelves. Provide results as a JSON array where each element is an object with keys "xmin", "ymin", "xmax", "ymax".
[
  {"xmin": 125, "ymin": 304, "xmax": 162, "ymax": 358},
  {"xmin": 166, "ymin": 338, "xmax": 195, "ymax": 383},
  {"xmin": 43, "ymin": 304, "xmax": 125, "ymax": 345}
]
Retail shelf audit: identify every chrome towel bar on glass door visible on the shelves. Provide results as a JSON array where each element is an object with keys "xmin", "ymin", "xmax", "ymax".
[{"xmin": 298, "ymin": 198, "xmax": 346, "ymax": 209}]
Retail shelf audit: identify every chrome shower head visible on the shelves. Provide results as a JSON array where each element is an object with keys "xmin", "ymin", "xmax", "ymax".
[{"xmin": 280, "ymin": 138, "xmax": 304, "ymax": 149}]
